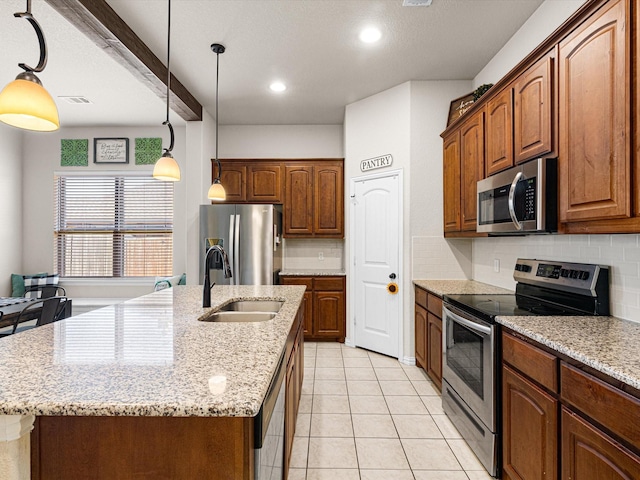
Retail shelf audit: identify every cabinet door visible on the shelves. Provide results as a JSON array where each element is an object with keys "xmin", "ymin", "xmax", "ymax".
[
  {"xmin": 314, "ymin": 290, "xmax": 345, "ymax": 339},
  {"xmin": 460, "ymin": 110, "xmax": 485, "ymax": 231},
  {"xmin": 558, "ymin": 0, "xmax": 630, "ymax": 223},
  {"xmin": 502, "ymin": 365, "xmax": 558, "ymax": 480},
  {"xmin": 443, "ymin": 131, "xmax": 461, "ymax": 233},
  {"xmin": 214, "ymin": 161, "xmax": 246, "ymax": 202},
  {"xmin": 284, "ymin": 165, "xmax": 314, "ymax": 236},
  {"xmin": 426, "ymin": 313, "xmax": 442, "ymax": 391},
  {"xmin": 284, "ymin": 356, "xmax": 296, "ymax": 478},
  {"xmin": 302, "ymin": 291, "xmax": 313, "ymax": 337},
  {"xmin": 415, "ymin": 304, "xmax": 427, "ymax": 370},
  {"xmin": 514, "ymin": 53, "xmax": 554, "ymax": 164},
  {"xmin": 247, "ymin": 163, "xmax": 283, "ymax": 203},
  {"xmin": 314, "ymin": 164, "xmax": 344, "ymax": 237},
  {"xmin": 561, "ymin": 407, "xmax": 640, "ymax": 480},
  {"xmin": 486, "ymin": 87, "xmax": 514, "ymax": 176}
]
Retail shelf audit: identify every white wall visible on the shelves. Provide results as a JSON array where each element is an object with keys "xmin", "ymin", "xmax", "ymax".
[
  {"xmin": 409, "ymin": 81, "xmax": 473, "ymax": 281},
  {"xmin": 21, "ymin": 126, "xmax": 186, "ymax": 299},
  {"xmin": 0, "ymin": 127, "xmax": 23, "ymax": 296},
  {"xmin": 473, "ymin": 0, "xmax": 588, "ymax": 88}
]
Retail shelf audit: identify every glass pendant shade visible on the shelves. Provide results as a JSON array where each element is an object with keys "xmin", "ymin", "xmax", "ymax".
[
  {"xmin": 207, "ymin": 180, "xmax": 226, "ymax": 201},
  {"xmin": 0, "ymin": 75, "xmax": 59, "ymax": 132},
  {"xmin": 153, "ymin": 153, "xmax": 181, "ymax": 181}
]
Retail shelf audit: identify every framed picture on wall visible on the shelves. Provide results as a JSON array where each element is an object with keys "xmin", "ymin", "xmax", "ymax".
[{"xmin": 94, "ymin": 138, "xmax": 129, "ymax": 164}]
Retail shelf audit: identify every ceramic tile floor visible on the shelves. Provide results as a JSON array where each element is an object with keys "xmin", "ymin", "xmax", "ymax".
[{"xmin": 288, "ymin": 342, "xmax": 493, "ymax": 480}]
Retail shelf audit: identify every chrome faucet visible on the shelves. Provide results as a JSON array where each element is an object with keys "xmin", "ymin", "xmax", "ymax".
[{"xmin": 203, "ymin": 245, "xmax": 232, "ymax": 308}]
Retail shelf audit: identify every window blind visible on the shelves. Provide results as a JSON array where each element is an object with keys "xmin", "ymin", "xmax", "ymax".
[{"xmin": 54, "ymin": 175, "xmax": 173, "ymax": 278}]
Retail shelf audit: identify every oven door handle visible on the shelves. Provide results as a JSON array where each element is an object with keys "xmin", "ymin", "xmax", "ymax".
[
  {"xmin": 444, "ymin": 306, "xmax": 492, "ymax": 336},
  {"xmin": 508, "ymin": 171, "xmax": 524, "ymax": 231}
]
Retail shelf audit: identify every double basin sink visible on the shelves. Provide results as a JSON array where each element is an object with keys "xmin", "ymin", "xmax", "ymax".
[{"xmin": 200, "ymin": 300, "xmax": 284, "ymax": 323}]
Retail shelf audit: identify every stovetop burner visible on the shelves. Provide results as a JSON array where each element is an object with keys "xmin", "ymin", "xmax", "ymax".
[{"xmin": 443, "ymin": 293, "xmax": 585, "ymax": 321}]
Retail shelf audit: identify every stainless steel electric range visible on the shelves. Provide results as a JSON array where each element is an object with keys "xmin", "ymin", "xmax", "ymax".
[{"xmin": 441, "ymin": 258, "xmax": 610, "ymax": 477}]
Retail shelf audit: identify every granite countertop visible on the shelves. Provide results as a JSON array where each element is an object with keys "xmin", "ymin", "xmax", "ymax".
[
  {"xmin": 0, "ymin": 285, "xmax": 305, "ymax": 418},
  {"xmin": 413, "ymin": 279, "xmax": 513, "ymax": 296},
  {"xmin": 280, "ymin": 269, "xmax": 346, "ymax": 276},
  {"xmin": 497, "ymin": 315, "xmax": 640, "ymax": 390}
]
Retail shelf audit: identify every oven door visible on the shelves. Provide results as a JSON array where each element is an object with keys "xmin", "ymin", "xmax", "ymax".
[{"xmin": 442, "ymin": 304, "xmax": 496, "ymax": 431}]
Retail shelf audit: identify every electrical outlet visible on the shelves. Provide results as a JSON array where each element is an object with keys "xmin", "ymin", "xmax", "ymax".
[
  {"xmin": 318, "ymin": 252, "xmax": 324, "ymax": 261},
  {"xmin": 494, "ymin": 259, "xmax": 500, "ymax": 273}
]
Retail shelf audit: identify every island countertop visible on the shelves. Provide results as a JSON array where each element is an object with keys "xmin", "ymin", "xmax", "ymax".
[{"xmin": 0, "ymin": 285, "xmax": 305, "ymax": 418}]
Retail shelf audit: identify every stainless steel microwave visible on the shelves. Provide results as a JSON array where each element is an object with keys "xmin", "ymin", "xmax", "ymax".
[{"xmin": 477, "ymin": 157, "xmax": 557, "ymax": 234}]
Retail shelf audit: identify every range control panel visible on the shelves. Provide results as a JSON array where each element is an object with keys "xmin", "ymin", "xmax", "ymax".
[{"xmin": 513, "ymin": 258, "xmax": 607, "ymax": 296}]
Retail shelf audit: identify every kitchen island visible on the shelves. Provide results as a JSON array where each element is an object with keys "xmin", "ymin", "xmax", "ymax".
[{"xmin": 0, "ymin": 285, "xmax": 305, "ymax": 479}]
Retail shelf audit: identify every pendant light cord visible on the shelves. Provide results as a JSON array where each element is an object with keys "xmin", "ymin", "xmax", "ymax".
[
  {"xmin": 215, "ymin": 50, "xmax": 219, "ymax": 165},
  {"xmin": 163, "ymin": 0, "xmax": 174, "ymax": 153}
]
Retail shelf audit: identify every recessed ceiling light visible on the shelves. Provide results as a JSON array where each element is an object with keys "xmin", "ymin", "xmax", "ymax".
[
  {"xmin": 270, "ymin": 82, "xmax": 287, "ymax": 93},
  {"xmin": 359, "ymin": 27, "xmax": 381, "ymax": 44}
]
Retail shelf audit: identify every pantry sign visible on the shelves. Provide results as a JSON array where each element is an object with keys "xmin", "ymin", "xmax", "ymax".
[{"xmin": 360, "ymin": 154, "xmax": 393, "ymax": 172}]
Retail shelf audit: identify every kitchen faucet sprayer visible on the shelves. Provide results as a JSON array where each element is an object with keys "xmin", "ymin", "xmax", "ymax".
[{"xmin": 203, "ymin": 245, "xmax": 232, "ymax": 307}]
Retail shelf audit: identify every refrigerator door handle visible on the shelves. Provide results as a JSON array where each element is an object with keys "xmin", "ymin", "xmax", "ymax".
[
  {"xmin": 234, "ymin": 214, "xmax": 241, "ymax": 285},
  {"xmin": 229, "ymin": 214, "xmax": 236, "ymax": 285}
]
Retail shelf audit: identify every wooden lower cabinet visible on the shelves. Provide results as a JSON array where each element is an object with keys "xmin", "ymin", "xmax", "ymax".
[
  {"xmin": 502, "ymin": 364, "xmax": 558, "ymax": 480},
  {"xmin": 414, "ymin": 286, "xmax": 442, "ymax": 391},
  {"xmin": 281, "ymin": 276, "xmax": 346, "ymax": 342},
  {"xmin": 414, "ymin": 303, "xmax": 427, "ymax": 370},
  {"xmin": 561, "ymin": 407, "xmax": 640, "ymax": 480},
  {"xmin": 284, "ymin": 305, "xmax": 304, "ymax": 479},
  {"xmin": 501, "ymin": 330, "xmax": 640, "ymax": 480},
  {"xmin": 426, "ymin": 312, "xmax": 442, "ymax": 391}
]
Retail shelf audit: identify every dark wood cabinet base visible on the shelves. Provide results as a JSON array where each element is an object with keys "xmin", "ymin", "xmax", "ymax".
[{"xmin": 32, "ymin": 416, "xmax": 254, "ymax": 480}]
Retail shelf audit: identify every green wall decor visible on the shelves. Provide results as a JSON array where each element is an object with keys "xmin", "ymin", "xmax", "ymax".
[
  {"xmin": 135, "ymin": 137, "xmax": 162, "ymax": 165},
  {"xmin": 60, "ymin": 139, "xmax": 89, "ymax": 166}
]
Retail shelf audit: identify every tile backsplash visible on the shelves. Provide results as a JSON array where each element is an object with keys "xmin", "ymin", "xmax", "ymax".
[
  {"xmin": 473, "ymin": 235, "xmax": 640, "ymax": 323},
  {"xmin": 282, "ymin": 238, "xmax": 344, "ymax": 270},
  {"xmin": 412, "ymin": 236, "xmax": 472, "ymax": 280}
]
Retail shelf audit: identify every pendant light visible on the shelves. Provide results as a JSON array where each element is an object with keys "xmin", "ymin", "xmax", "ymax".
[
  {"xmin": 0, "ymin": 0, "xmax": 59, "ymax": 132},
  {"xmin": 153, "ymin": 0, "xmax": 181, "ymax": 182},
  {"xmin": 207, "ymin": 43, "xmax": 226, "ymax": 201}
]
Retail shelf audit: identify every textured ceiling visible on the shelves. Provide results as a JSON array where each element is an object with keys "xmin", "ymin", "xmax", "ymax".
[{"xmin": 0, "ymin": 0, "xmax": 548, "ymax": 127}]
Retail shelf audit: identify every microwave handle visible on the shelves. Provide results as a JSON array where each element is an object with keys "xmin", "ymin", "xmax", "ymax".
[{"xmin": 508, "ymin": 172, "xmax": 524, "ymax": 231}]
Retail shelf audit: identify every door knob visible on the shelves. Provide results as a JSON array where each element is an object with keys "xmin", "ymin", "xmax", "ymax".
[{"xmin": 389, "ymin": 273, "xmax": 396, "ymax": 279}]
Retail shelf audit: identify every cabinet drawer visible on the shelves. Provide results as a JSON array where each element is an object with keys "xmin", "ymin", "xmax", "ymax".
[
  {"xmin": 561, "ymin": 363, "xmax": 640, "ymax": 449},
  {"xmin": 281, "ymin": 277, "xmax": 313, "ymax": 290},
  {"xmin": 415, "ymin": 287, "xmax": 428, "ymax": 309},
  {"xmin": 314, "ymin": 277, "xmax": 344, "ymax": 291},
  {"xmin": 427, "ymin": 294, "xmax": 443, "ymax": 317},
  {"xmin": 502, "ymin": 332, "xmax": 558, "ymax": 393}
]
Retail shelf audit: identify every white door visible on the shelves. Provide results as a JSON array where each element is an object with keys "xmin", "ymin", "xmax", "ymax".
[{"xmin": 352, "ymin": 171, "xmax": 401, "ymax": 358}]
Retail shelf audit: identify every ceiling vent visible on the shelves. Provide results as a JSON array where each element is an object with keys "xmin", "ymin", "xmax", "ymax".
[
  {"xmin": 58, "ymin": 96, "xmax": 92, "ymax": 105},
  {"xmin": 402, "ymin": 0, "xmax": 433, "ymax": 5}
]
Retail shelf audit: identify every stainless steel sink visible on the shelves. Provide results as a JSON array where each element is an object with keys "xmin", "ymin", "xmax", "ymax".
[
  {"xmin": 202, "ymin": 311, "xmax": 277, "ymax": 322},
  {"xmin": 218, "ymin": 300, "xmax": 284, "ymax": 313},
  {"xmin": 199, "ymin": 299, "xmax": 283, "ymax": 322}
]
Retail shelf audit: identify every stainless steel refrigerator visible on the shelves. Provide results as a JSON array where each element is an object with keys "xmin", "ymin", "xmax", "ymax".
[{"xmin": 199, "ymin": 204, "xmax": 282, "ymax": 286}]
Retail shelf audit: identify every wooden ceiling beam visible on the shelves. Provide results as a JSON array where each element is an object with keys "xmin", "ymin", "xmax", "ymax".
[{"xmin": 44, "ymin": 0, "xmax": 203, "ymax": 122}]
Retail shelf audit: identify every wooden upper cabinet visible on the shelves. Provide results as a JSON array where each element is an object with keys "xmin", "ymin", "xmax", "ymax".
[
  {"xmin": 460, "ymin": 110, "xmax": 485, "ymax": 231},
  {"xmin": 558, "ymin": 0, "xmax": 631, "ymax": 223},
  {"xmin": 247, "ymin": 163, "xmax": 283, "ymax": 203},
  {"xmin": 284, "ymin": 165, "xmax": 314, "ymax": 236},
  {"xmin": 314, "ymin": 164, "xmax": 343, "ymax": 235},
  {"xmin": 443, "ymin": 131, "xmax": 461, "ymax": 233},
  {"xmin": 284, "ymin": 161, "xmax": 344, "ymax": 238},
  {"xmin": 514, "ymin": 52, "xmax": 555, "ymax": 164},
  {"xmin": 214, "ymin": 161, "xmax": 246, "ymax": 202},
  {"xmin": 485, "ymin": 87, "xmax": 514, "ymax": 176}
]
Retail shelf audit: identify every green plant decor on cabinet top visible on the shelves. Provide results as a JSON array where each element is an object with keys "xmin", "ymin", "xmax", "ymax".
[
  {"xmin": 135, "ymin": 137, "xmax": 162, "ymax": 165},
  {"xmin": 60, "ymin": 139, "xmax": 89, "ymax": 166}
]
